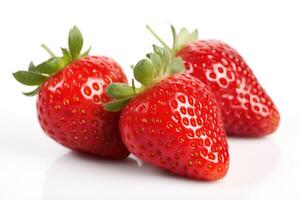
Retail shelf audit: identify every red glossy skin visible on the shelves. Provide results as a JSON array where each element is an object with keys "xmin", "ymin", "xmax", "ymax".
[
  {"xmin": 120, "ymin": 74, "xmax": 229, "ymax": 180},
  {"xmin": 37, "ymin": 56, "xmax": 129, "ymax": 159},
  {"xmin": 177, "ymin": 40, "xmax": 280, "ymax": 137}
]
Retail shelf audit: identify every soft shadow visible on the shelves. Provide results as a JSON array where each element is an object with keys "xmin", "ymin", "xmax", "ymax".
[
  {"xmin": 42, "ymin": 151, "xmax": 205, "ymax": 199},
  {"xmin": 223, "ymin": 136, "xmax": 280, "ymax": 187},
  {"xmin": 42, "ymin": 137, "xmax": 279, "ymax": 199}
]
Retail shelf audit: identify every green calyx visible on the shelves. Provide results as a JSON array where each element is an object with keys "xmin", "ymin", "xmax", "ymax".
[
  {"xmin": 13, "ymin": 26, "xmax": 91, "ymax": 96},
  {"xmin": 146, "ymin": 25, "xmax": 198, "ymax": 56},
  {"xmin": 104, "ymin": 45, "xmax": 185, "ymax": 112}
]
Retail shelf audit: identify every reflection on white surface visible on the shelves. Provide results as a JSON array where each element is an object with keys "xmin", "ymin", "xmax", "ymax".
[
  {"xmin": 42, "ymin": 137, "xmax": 279, "ymax": 199},
  {"xmin": 225, "ymin": 137, "xmax": 279, "ymax": 186}
]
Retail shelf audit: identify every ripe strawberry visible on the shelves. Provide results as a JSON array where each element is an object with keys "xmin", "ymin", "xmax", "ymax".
[
  {"xmin": 105, "ymin": 46, "xmax": 229, "ymax": 180},
  {"xmin": 147, "ymin": 25, "xmax": 280, "ymax": 137},
  {"xmin": 13, "ymin": 26, "xmax": 129, "ymax": 159}
]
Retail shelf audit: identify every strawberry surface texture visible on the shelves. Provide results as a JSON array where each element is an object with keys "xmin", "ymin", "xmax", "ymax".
[
  {"xmin": 105, "ymin": 46, "xmax": 230, "ymax": 180},
  {"xmin": 147, "ymin": 25, "xmax": 280, "ymax": 137},
  {"xmin": 119, "ymin": 73, "xmax": 229, "ymax": 180},
  {"xmin": 13, "ymin": 26, "xmax": 130, "ymax": 159}
]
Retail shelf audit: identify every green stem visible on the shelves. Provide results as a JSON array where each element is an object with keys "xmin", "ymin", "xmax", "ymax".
[
  {"xmin": 146, "ymin": 25, "xmax": 171, "ymax": 52},
  {"xmin": 170, "ymin": 25, "xmax": 177, "ymax": 56},
  {"xmin": 41, "ymin": 44, "xmax": 56, "ymax": 57},
  {"xmin": 131, "ymin": 79, "xmax": 136, "ymax": 94}
]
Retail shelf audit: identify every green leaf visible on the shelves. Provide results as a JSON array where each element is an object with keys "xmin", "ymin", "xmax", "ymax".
[
  {"xmin": 134, "ymin": 59, "xmax": 156, "ymax": 86},
  {"xmin": 23, "ymin": 86, "xmax": 40, "ymax": 96},
  {"xmin": 104, "ymin": 98, "xmax": 131, "ymax": 112},
  {"xmin": 171, "ymin": 57, "xmax": 185, "ymax": 74},
  {"xmin": 80, "ymin": 46, "xmax": 91, "ymax": 58},
  {"xmin": 150, "ymin": 45, "xmax": 175, "ymax": 76},
  {"xmin": 34, "ymin": 57, "xmax": 63, "ymax": 75},
  {"xmin": 13, "ymin": 71, "xmax": 47, "ymax": 86},
  {"xmin": 106, "ymin": 83, "xmax": 136, "ymax": 99},
  {"xmin": 191, "ymin": 29, "xmax": 199, "ymax": 41},
  {"xmin": 162, "ymin": 47, "xmax": 171, "ymax": 73},
  {"xmin": 171, "ymin": 25, "xmax": 177, "ymax": 50},
  {"xmin": 173, "ymin": 26, "xmax": 198, "ymax": 54},
  {"xmin": 152, "ymin": 45, "xmax": 165, "ymax": 72},
  {"xmin": 68, "ymin": 26, "xmax": 83, "ymax": 60},
  {"xmin": 147, "ymin": 25, "xmax": 198, "ymax": 56},
  {"xmin": 147, "ymin": 53, "xmax": 160, "ymax": 74},
  {"xmin": 28, "ymin": 61, "xmax": 35, "ymax": 71},
  {"xmin": 130, "ymin": 64, "xmax": 135, "ymax": 70},
  {"xmin": 61, "ymin": 48, "xmax": 72, "ymax": 64},
  {"xmin": 153, "ymin": 45, "xmax": 163, "ymax": 57}
]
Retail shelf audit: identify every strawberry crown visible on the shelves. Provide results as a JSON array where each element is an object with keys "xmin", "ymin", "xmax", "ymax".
[
  {"xmin": 104, "ymin": 45, "xmax": 185, "ymax": 112},
  {"xmin": 146, "ymin": 25, "xmax": 198, "ymax": 56},
  {"xmin": 13, "ymin": 26, "xmax": 90, "ymax": 96}
]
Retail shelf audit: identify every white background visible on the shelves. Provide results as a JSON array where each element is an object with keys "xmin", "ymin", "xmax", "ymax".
[{"xmin": 0, "ymin": 0, "xmax": 299, "ymax": 199}]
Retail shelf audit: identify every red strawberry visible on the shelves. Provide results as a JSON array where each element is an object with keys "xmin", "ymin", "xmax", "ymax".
[
  {"xmin": 13, "ymin": 26, "xmax": 129, "ymax": 159},
  {"xmin": 105, "ymin": 46, "xmax": 229, "ymax": 180},
  {"xmin": 147, "ymin": 25, "xmax": 280, "ymax": 137}
]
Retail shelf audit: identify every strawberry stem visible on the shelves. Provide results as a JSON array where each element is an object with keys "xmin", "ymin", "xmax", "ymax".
[
  {"xmin": 41, "ymin": 44, "xmax": 56, "ymax": 57},
  {"xmin": 146, "ymin": 25, "xmax": 171, "ymax": 52},
  {"xmin": 131, "ymin": 79, "xmax": 136, "ymax": 94}
]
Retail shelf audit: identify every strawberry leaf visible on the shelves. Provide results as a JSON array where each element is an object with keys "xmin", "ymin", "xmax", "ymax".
[
  {"xmin": 106, "ymin": 83, "xmax": 137, "ymax": 99},
  {"xmin": 68, "ymin": 26, "xmax": 83, "ymax": 60},
  {"xmin": 23, "ymin": 86, "xmax": 40, "ymax": 96},
  {"xmin": 33, "ymin": 57, "xmax": 63, "ymax": 75},
  {"xmin": 28, "ymin": 61, "xmax": 35, "ymax": 71},
  {"xmin": 172, "ymin": 26, "xmax": 198, "ymax": 54},
  {"xmin": 147, "ymin": 25, "xmax": 198, "ymax": 56},
  {"xmin": 104, "ymin": 98, "xmax": 131, "ymax": 112},
  {"xmin": 13, "ymin": 71, "xmax": 47, "ymax": 86},
  {"xmin": 134, "ymin": 59, "xmax": 156, "ymax": 86},
  {"xmin": 105, "ymin": 46, "xmax": 184, "ymax": 112},
  {"xmin": 147, "ymin": 53, "xmax": 160, "ymax": 74},
  {"xmin": 146, "ymin": 45, "xmax": 184, "ymax": 79},
  {"xmin": 14, "ymin": 26, "xmax": 89, "ymax": 97},
  {"xmin": 81, "ymin": 46, "xmax": 91, "ymax": 58},
  {"xmin": 171, "ymin": 57, "xmax": 185, "ymax": 74},
  {"xmin": 61, "ymin": 48, "xmax": 72, "ymax": 64}
]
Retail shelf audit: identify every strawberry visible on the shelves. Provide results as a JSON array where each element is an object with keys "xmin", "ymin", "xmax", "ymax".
[
  {"xmin": 13, "ymin": 26, "xmax": 129, "ymax": 159},
  {"xmin": 105, "ymin": 46, "xmax": 229, "ymax": 180},
  {"xmin": 147, "ymin": 25, "xmax": 280, "ymax": 137}
]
